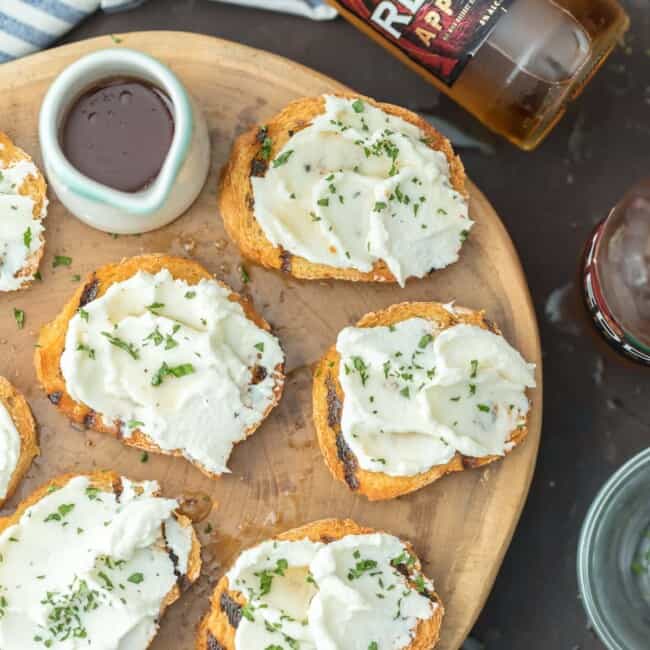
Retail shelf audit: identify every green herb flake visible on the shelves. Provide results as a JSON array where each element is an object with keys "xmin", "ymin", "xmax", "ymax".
[
  {"xmin": 151, "ymin": 362, "xmax": 195, "ymax": 387},
  {"xmin": 272, "ymin": 150, "xmax": 294, "ymax": 168},
  {"xmin": 101, "ymin": 332, "xmax": 139, "ymax": 360},
  {"xmin": 127, "ymin": 572, "xmax": 144, "ymax": 584},
  {"xmin": 23, "ymin": 227, "xmax": 32, "ymax": 248},
  {"xmin": 418, "ymin": 333, "xmax": 433, "ymax": 349},
  {"xmin": 352, "ymin": 99, "xmax": 365, "ymax": 113},
  {"xmin": 140, "ymin": 452, "xmax": 149, "ymax": 463},
  {"xmin": 52, "ymin": 255, "xmax": 72, "ymax": 268},
  {"xmin": 254, "ymin": 342, "xmax": 265, "ymax": 353},
  {"xmin": 13, "ymin": 308, "xmax": 25, "ymax": 329}
]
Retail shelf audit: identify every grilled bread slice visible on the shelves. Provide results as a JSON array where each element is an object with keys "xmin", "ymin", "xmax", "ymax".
[
  {"xmin": 219, "ymin": 93, "xmax": 467, "ymax": 282},
  {"xmin": 0, "ymin": 376, "xmax": 39, "ymax": 506},
  {"xmin": 313, "ymin": 302, "xmax": 532, "ymax": 501},
  {"xmin": 195, "ymin": 518, "xmax": 443, "ymax": 650},
  {"xmin": 0, "ymin": 131, "xmax": 47, "ymax": 291},
  {"xmin": 34, "ymin": 253, "xmax": 285, "ymax": 479},
  {"xmin": 0, "ymin": 470, "xmax": 201, "ymax": 646}
]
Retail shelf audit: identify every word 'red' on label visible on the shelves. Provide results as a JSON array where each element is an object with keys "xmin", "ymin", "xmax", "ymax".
[{"xmin": 335, "ymin": 0, "xmax": 513, "ymax": 85}]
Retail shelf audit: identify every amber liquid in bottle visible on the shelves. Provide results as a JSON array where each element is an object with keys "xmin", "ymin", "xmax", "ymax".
[{"xmin": 329, "ymin": 0, "xmax": 629, "ymax": 149}]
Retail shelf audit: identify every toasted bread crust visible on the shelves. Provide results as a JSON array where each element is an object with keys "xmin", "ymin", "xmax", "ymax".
[
  {"xmin": 312, "ymin": 302, "xmax": 531, "ymax": 501},
  {"xmin": 34, "ymin": 253, "xmax": 285, "ymax": 479},
  {"xmin": 219, "ymin": 93, "xmax": 467, "ymax": 283},
  {"xmin": 0, "ymin": 470, "xmax": 201, "ymax": 636},
  {"xmin": 195, "ymin": 518, "xmax": 444, "ymax": 650},
  {"xmin": 0, "ymin": 131, "xmax": 47, "ymax": 291},
  {"xmin": 0, "ymin": 376, "xmax": 38, "ymax": 506}
]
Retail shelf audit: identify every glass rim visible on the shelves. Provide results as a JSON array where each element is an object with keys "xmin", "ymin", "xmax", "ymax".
[{"xmin": 577, "ymin": 447, "xmax": 650, "ymax": 649}]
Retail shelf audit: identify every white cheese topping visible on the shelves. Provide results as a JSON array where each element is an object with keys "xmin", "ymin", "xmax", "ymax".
[
  {"xmin": 0, "ymin": 159, "xmax": 46, "ymax": 292},
  {"xmin": 0, "ymin": 475, "xmax": 193, "ymax": 649},
  {"xmin": 60, "ymin": 269, "xmax": 285, "ymax": 475},
  {"xmin": 337, "ymin": 319, "xmax": 536, "ymax": 476},
  {"xmin": 0, "ymin": 401, "xmax": 20, "ymax": 500},
  {"xmin": 227, "ymin": 533, "xmax": 436, "ymax": 650},
  {"xmin": 252, "ymin": 95, "xmax": 472, "ymax": 286}
]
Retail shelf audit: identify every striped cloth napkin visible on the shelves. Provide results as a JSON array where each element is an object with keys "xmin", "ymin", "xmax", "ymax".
[
  {"xmin": 0, "ymin": 0, "xmax": 145, "ymax": 62},
  {"xmin": 0, "ymin": 0, "xmax": 336, "ymax": 63}
]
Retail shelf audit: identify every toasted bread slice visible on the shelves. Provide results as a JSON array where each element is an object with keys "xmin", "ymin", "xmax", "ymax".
[
  {"xmin": 0, "ymin": 131, "xmax": 47, "ymax": 291},
  {"xmin": 195, "ymin": 518, "xmax": 443, "ymax": 650},
  {"xmin": 0, "ymin": 376, "xmax": 38, "ymax": 506},
  {"xmin": 34, "ymin": 253, "xmax": 285, "ymax": 479},
  {"xmin": 313, "ymin": 302, "xmax": 531, "ymax": 501},
  {"xmin": 0, "ymin": 470, "xmax": 201, "ymax": 646},
  {"xmin": 219, "ymin": 93, "xmax": 467, "ymax": 282}
]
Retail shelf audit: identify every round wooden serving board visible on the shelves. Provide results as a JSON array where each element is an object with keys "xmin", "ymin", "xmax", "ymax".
[{"xmin": 0, "ymin": 32, "xmax": 542, "ymax": 650}]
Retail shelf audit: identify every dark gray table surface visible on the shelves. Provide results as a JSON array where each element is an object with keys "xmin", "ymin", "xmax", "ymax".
[{"xmin": 58, "ymin": 1, "xmax": 649, "ymax": 648}]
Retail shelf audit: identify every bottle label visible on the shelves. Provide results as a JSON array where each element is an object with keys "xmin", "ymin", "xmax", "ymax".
[{"xmin": 336, "ymin": 0, "xmax": 514, "ymax": 85}]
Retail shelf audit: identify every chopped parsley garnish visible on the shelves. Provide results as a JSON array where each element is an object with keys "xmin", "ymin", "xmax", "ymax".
[
  {"xmin": 44, "ymin": 503, "xmax": 75, "ymax": 523},
  {"xmin": 127, "ymin": 420, "xmax": 144, "ymax": 429},
  {"xmin": 272, "ymin": 150, "xmax": 294, "ymax": 167},
  {"xmin": 347, "ymin": 558, "xmax": 378, "ymax": 581},
  {"xmin": 391, "ymin": 551, "xmax": 416, "ymax": 567},
  {"xmin": 418, "ymin": 333, "xmax": 433, "ymax": 348},
  {"xmin": 373, "ymin": 201, "xmax": 387, "ymax": 211},
  {"xmin": 240, "ymin": 265, "xmax": 250, "ymax": 284},
  {"xmin": 127, "ymin": 572, "xmax": 144, "ymax": 584},
  {"xmin": 151, "ymin": 362, "xmax": 195, "ymax": 386},
  {"xmin": 78, "ymin": 308, "xmax": 89, "ymax": 322},
  {"xmin": 164, "ymin": 324, "xmax": 181, "ymax": 350},
  {"xmin": 23, "ymin": 227, "xmax": 31, "ymax": 248},
  {"xmin": 352, "ymin": 99, "xmax": 365, "ymax": 113},
  {"xmin": 140, "ymin": 452, "xmax": 149, "ymax": 463},
  {"xmin": 460, "ymin": 229, "xmax": 470, "ymax": 242},
  {"xmin": 470, "ymin": 359, "xmax": 479, "ymax": 378},
  {"xmin": 255, "ymin": 558, "xmax": 289, "ymax": 596},
  {"xmin": 254, "ymin": 342, "xmax": 265, "ymax": 353},
  {"xmin": 85, "ymin": 487, "xmax": 101, "ymax": 500},
  {"xmin": 13, "ymin": 308, "xmax": 25, "ymax": 329},
  {"xmin": 400, "ymin": 386, "xmax": 410, "ymax": 399},
  {"xmin": 241, "ymin": 603, "xmax": 255, "ymax": 622},
  {"xmin": 52, "ymin": 255, "xmax": 72, "ymax": 268},
  {"xmin": 101, "ymin": 332, "xmax": 139, "ymax": 360},
  {"xmin": 184, "ymin": 291, "xmax": 196, "ymax": 299},
  {"xmin": 76, "ymin": 343, "xmax": 95, "ymax": 359},
  {"xmin": 477, "ymin": 403, "xmax": 491, "ymax": 413},
  {"xmin": 350, "ymin": 356, "xmax": 369, "ymax": 386},
  {"xmin": 146, "ymin": 302, "xmax": 165, "ymax": 313},
  {"xmin": 368, "ymin": 643, "xmax": 378, "ymax": 650},
  {"xmin": 317, "ymin": 197, "xmax": 329, "ymax": 207}
]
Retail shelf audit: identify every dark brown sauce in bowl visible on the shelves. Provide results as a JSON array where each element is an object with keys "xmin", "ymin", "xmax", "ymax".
[{"xmin": 60, "ymin": 78, "xmax": 174, "ymax": 193}]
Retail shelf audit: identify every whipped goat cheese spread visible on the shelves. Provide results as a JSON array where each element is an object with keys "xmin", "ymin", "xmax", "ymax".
[
  {"xmin": 337, "ymin": 319, "xmax": 536, "ymax": 476},
  {"xmin": 227, "ymin": 532, "xmax": 436, "ymax": 649},
  {"xmin": 0, "ymin": 475, "xmax": 193, "ymax": 649},
  {"xmin": 60, "ymin": 269, "xmax": 284, "ymax": 475},
  {"xmin": 252, "ymin": 95, "xmax": 472, "ymax": 286},
  {"xmin": 0, "ymin": 158, "xmax": 46, "ymax": 291},
  {"xmin": 0, "ymin": 401, "xmax": 20, "ymax": 500}
]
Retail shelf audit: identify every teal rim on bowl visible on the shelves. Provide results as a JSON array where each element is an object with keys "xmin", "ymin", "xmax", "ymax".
[{"xmin": 578, "ymin": 447, "xmax": 650, "ymax": 650}]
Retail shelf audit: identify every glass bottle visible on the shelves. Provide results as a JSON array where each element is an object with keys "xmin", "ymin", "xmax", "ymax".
[
  {"xmin": 328, "ymin": 0, "xmax": 629, "ymax": 149},
  {"xmin": 582, "ymin": 180, "xmax": 650, "ymax": 366}
]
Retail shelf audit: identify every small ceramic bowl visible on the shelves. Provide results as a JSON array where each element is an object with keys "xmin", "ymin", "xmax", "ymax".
[
  {"xmin": 578, "ymin": 447, "xmax": 650, "ymax": 649},
  {"xmin": 39, "ymin": 48, "xmax": 210, "ymax": 234}
]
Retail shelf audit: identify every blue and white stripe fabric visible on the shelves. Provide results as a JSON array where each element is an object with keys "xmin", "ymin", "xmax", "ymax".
[{"xmin": 0, "ymin": 0, "xmax": 146, "ymax": 63}]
